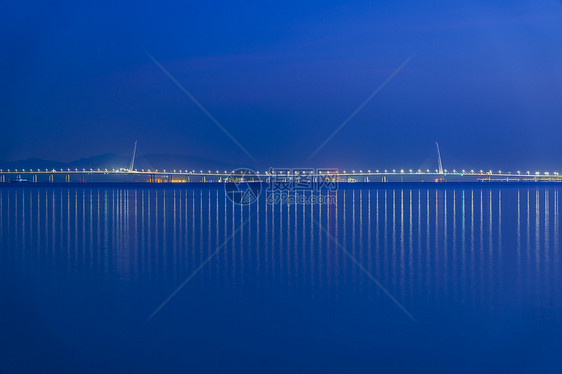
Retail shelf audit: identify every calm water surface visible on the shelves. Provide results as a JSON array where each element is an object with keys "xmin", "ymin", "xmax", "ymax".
[{"xmin": 1, "ymin": 186, "xmax": 561, "ymax": 373}]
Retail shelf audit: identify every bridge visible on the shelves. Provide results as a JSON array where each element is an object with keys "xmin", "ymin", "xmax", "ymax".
[
  {"xmin": 0, "ymin": 168, "xmax": 560, "ymax": 184},
  {"xmin": 1, "ymin": 142, "xmax": 560, "ymax": 184}
]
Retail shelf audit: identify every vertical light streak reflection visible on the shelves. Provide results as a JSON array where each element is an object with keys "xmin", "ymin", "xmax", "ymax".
[
  {"xmin": 426, "ymin": 190, "xmax": 430, "ymax": 296},
  {"xmin": 434, "ymin": 190, "xmax": 439, "ymax": 300},
  {"xmin": 470, "ymin": 190, "xmax": 475, "ymax": 303},
  {"xmin": 334, "ymin": 190, "xmax": 339, "ymax": 291},
  {"xmin": 488, "ymin": 190, "xmax": 493, "ymax": 299},
  {"xmin": 517, "ymin": 190, "xmax": 521, "ymax": 286},
  {"xmin": 384, "ymin": 190, "xmax": 388, "ymax": 287},
  {"xmin": 544, "ymin": 190, "xmax": 550, "ymax": 295},
  {"xmin": 498, "ymin": 190, "xmax": 502, "ymax": 293},
  {"xmin": 359, "ymin": 190, "xmax": 364, "ymax": 288},
  {"xmin": 417, "ymin": 190, "xmax": 421, "ymax": 294},
  {"xmin": 461, "ymin": 190, "xmax": 466, "ymax": 301},
  {"xmin": 479, "ymin": 190, "xmax": 484, "ymax": 301},
  {"xmin": 443, "ymin": 190, "xmax": 448, "ymax": 300},
  {"xmin": 392, "ymin": 190, "xmax": 396, "ymax": 292},
  {"xmin": 535, "ymin": 190, "xmax": 540, "ymax": 301},
  {"xmin": 353, "ymin": 190, "xmax": 357, "ymax": 286},
  {"xmin": 367, "ymin": 190, "xmax": 372, "ymax": 276},
  {"xmin": 400, "ymin": 190, "xmax": 405, "ymax": 299},
  {"xmin": 554, "ymin": 190, "xmax": 560, "ymax": 296},
  {"xmin": 408, "ymin": 190, "xmax": 413, "ymax": 297},
  {"xmin": 452, "ymin": 190, "xmax": 457, "ymax": 296},
  {"xmin": 318, "ymin": 192, "xmax": 322, "ymax": 287},
  {"xmin": 375, "ymin": 190, "xmax": 380, "ymax": 278},
  {"xmin": 526, "ymin": 190, "xmax": 531, "ymax": 286}
]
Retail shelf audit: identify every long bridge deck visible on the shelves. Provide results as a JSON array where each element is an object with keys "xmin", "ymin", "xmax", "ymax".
[{"xmin": 0, "ymin": 168, "xmax": 560, "ymax": 184}]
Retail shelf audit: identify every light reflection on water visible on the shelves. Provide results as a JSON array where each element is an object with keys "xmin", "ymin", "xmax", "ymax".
[
  {"xmin": 1, "ymin": 186, "xmax": 560, "ymax": 310},
  {"xmin": 2, "ymin": 185, "xmax": 562, "ymax": 372}
]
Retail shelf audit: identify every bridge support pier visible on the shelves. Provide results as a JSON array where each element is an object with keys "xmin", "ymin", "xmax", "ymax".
[
  {"xmin": 66, "ymin": 174, "xmax": 70, "ymax": 183},
  {"xmin": 49, "ymin": 174, "xmax": 54, "ymax": 183}
]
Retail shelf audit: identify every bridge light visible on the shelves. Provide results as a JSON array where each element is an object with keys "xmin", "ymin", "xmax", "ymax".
[
  {"xmin": 545, "ymin": 172, "xmax": 549, "ymax": 175},
  {"xmin": 409, "ymin": 169, "xmax": 413, "ymax": 173},
  {"xmin": 453, "ymin": 169, "xmax": 456, "ymax": 173},
  {"xmin": 400, "ymin": 169, "xmax": 404, "ymax": 173},
  {"xmin": 517, "ymin": 171, "xmax": 520, "ymax": 174},
  {"xmin": 359, "ymin": 170, "xmax": 363, "ymax": 173},
  {"xmin": 393, "ymin": 169, "xmax": 396, "ymax": 173},
  {"xmin": 498, "ymin": 170, "xmax": 501, "ymax": 174},
  {"xmin": 376, "ymin": 170, "xmax": 379, "ymax": 173},
  {"xmin": 535, "ymin": 172, "xmax": 540, "ymax": 175}
]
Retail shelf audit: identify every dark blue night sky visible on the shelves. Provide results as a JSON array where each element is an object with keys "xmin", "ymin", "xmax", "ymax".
[{"xmin": 1, "ymin": 0, "xmax": 561, "ymax": 170}]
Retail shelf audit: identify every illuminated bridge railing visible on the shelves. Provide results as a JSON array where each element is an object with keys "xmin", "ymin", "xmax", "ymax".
[{"xmin": 0, "ymin": 168, "xmax": 561, "ymax": 184}]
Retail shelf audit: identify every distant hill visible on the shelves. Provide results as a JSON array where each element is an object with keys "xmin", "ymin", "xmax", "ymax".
[{"xmin": 0, "ymin": 153, "xmax": 246, "ymax": 172}]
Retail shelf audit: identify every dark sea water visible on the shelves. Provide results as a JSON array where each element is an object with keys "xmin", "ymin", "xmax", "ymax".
[{"xmin": 1, "ymin": 185, "xmax": 561, "ymax": 373}]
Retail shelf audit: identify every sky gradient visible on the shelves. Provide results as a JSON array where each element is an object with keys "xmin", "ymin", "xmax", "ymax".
[{"xmin": 1, "ymin": 0, "xmax": 561, "ymax": 171}]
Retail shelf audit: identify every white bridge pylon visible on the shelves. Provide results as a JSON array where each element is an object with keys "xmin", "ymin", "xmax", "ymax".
[
  {"xmin": 435, "ymin": 141, "xmax": 444, "ymax": 175},
  {"xmin": 129, "ymin": 140, "xmax": 138, "ymax": 172}
]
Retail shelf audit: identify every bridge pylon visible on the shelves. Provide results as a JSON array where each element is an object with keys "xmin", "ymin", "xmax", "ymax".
[
  {"xmin": 435, "ymin": 141, "xmax": 444, "ymax": 174},
  {"xmin": 129, "ymin": 140, "xmax": 138, "ymax": 172}
]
